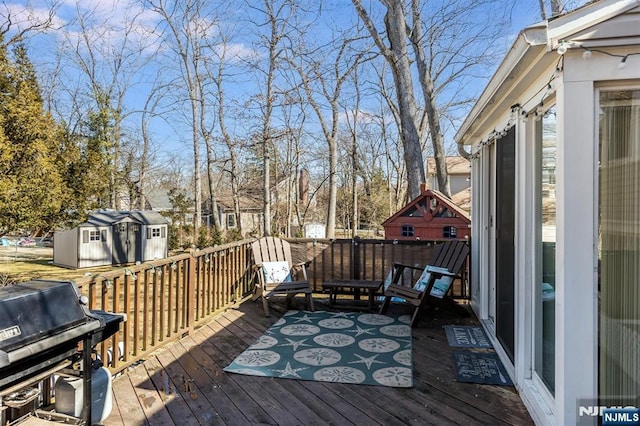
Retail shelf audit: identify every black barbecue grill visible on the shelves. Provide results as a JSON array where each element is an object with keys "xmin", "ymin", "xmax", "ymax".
[{"xmin": 0, "ymin": 280, "xmax": 125, "ymax": 424}]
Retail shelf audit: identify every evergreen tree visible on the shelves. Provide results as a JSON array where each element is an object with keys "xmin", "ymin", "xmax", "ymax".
[{"xmin": 0, "ymin": 40, "xmax": 65, "ymax": 235}]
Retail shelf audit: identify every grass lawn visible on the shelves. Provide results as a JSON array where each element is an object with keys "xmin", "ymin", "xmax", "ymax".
[
  {"xmin": 0, "ymin": 258, "xmax": 96, "ymax": 283},
  {"xmin": 0, "ymin": 247, "xmax": 112, "ymax": 284}
]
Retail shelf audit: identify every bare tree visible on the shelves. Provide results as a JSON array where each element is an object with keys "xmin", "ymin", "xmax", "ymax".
[
  {"xmin": 147, "ymin": 0, "xmax": 227, "ymax": 237},
  {"xmin": 288, "ymin": 28, "xmax": 371, "ymax": 238},
  {"xmin": 1, "ymin": 1, "xmax": 61, "ymax": 47},
  {"xmin": 210, "ymin": 35, "xmax": 242, "ymax": 233},
  {"xmin": 245, "ymin": 0, "xmax": 298, "ymax": 237},
  {"xmin": 539, "ymin": 0, "xmax": 567, "ymax": 19},
  {"xmin": 349, "ymin": 73, "xmax": 360, "ymax": 238},
  {"xmin": 139, "ymin": 77, "xmax": 167, "ymax": 210},
  {"xmin": 353, "ymin": 0, "xmax": 510, "ymax": 199},
  {"xmin": 370, "ymin": 57, "xmax": 407, "ymax": 209},
  {"xmin": 62, "ymin": 1, "xmax": 157, "ymax": 208},
  {"xmin": 352, "ymin": 0, "xmax": 425, "ymax": 200},
  {"xmin": 407, "ymin": 0, "xmax": 449, "ymax": 195}
]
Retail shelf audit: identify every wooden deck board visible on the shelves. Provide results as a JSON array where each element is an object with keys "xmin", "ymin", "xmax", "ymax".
[
  {"xmin": 109, "ymin": 366, "xmax": 150, "ymax": 426},
  {"xmin": 153, "ymin": 347, "xmax": 223, "ymax": 425},
  {"xmin": 166, "ymin": 338, "xmax": 244, "ymax": 425},
  {"xmin": 127, "ymin": 362, "xmax": 175, "ymax": 425},
  {"xmin": 105, "ymin": 299, "xmax": 533, "ymax": 426},
  {"xmin": 199, "ymin": 318, "xmax": 323, "ymax": 425},
  {"xmin": 181, "ymin": 332, "xmax": 275, "ymax": 425},
  {"xmin": 143, "ymin": 357, "xmax": 199, "ymax": 426}
]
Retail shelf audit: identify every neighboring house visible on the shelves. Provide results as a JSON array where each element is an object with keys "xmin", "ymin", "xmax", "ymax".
[
  {"xmin": 454, "ymin": 1, "xmax": 640, "ymax": 424},
  {"xmin": 145, "ymin": 187, "xmax": 263, "ymax": 237},
  {"xmin": 425, "ymin": 156, "xmax": 471, "ymax": 195},
  {"xmin": 382, "ymin": 185, "xmax": 471, "ymax": 240},
  {"xmin": 144, "ymin": 188, "xmax": 195, "ymax": 226},
  {"xmin": 216, "ymin": 195, "xmax": 263, "ymax": 236},
  {"xmin": 54, "ymin": 210, "xmax": 169, "ymax": 269}
]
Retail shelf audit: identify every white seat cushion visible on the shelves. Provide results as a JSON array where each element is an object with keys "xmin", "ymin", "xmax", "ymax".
[{"xmin": 262, "ymin": 261, "xmax": 292, "ymax": 283}]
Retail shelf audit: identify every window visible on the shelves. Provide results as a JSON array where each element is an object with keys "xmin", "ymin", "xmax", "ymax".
[
  {"xmin": 401, "ymin": 224, "xmax": 414, "ymax": 237},
  {"xmin": 147, "ymin": 227, "xmax": 162, "ymax": 239},
  {"xmin": 227, "ymin": 213, "xmax": 236, "ymax": 228},
  {"xmin": 83, "ymin": 230, "xmax": 102, "ymax": 243},
  {"xmin": 535, "ymin": 105, "xmax": 556, "ymax": 394},
  {"xmin": 443, "ymin": 226, "xmax": 457, "ymax": 238}
]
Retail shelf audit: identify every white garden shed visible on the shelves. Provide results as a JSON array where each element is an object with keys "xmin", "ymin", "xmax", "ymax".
[{"xmin": 54, "ymin": 210, "xmax": 169, "ymax": 269}]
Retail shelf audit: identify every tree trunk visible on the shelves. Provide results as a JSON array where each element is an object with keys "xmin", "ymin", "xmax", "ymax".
[
  {"xmin": 384, "ymin": 4, "xmax": 425, "ymax": 200},
  {"xmin": 352, "ymin": 0, "xmax": 425, "ymax": 200},
  {"xmin": 409, "ymin": 0, "xmax": 450, "ymax": 197}
]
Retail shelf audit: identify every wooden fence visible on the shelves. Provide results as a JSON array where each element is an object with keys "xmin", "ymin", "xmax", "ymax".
[
  {"xmin": 289, "ymin": 237, "xmax": 470, "ymax": 299},
  {"xmin": 73, "ymin": 237, "xmax": 469, "ymax": 376}
]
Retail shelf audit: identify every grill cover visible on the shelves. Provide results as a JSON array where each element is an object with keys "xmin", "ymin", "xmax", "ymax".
[{"xmin": 0, "ymin": 281, "xmax": 90, "ymax": 353}]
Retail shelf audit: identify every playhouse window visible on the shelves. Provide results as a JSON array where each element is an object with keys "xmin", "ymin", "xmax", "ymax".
[
  {"xmin": 401, "ymin": 224, "xmax": 414, "ymax": 237},
  {"xmin": 89, "ymin": 231, "xmax": 101, "ymax": 241},
  {"xmin": 227, "ymin": 214, "xmax": 236, "ymax": 228},
  {"xmin": 443, "ymin": 226, "xmax": 457, "ymax": 238}
]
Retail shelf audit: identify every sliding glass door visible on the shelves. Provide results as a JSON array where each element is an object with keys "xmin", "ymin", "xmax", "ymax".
[
  {"xmin": 496, "ymin": 127, "xmax": 516, "ymax": 361},
  {"xmin": 598, "ymin": 89, "xmax": 640, "ymax": 404}
]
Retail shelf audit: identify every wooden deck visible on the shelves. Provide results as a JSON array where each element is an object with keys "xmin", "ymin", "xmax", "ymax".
[{"xmin": 103, "ymin": 298, "xmax": 533, "ymax": 425}]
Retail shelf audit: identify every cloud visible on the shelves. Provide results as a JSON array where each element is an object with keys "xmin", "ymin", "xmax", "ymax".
[
  {"xmin": 338, "ymin": 109, "xmax": 384, "ymax": 126},
  {"xmin": 213, "ymin": 42, "xmax": 259, "ymax": 62},
  {"xmin": 58, "ymin": 0, "xmax": 164, "ymax": 57}
]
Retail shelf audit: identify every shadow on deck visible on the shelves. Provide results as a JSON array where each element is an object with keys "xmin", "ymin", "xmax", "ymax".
[{"xmin": 103, "ymin": 297, "xmax": 532, "ymax": 425}]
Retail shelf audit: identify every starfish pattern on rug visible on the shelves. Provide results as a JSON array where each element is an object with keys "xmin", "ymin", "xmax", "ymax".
[{"xmin": 224, "ymin": 310, "xmax": 413, "ymax": 387}]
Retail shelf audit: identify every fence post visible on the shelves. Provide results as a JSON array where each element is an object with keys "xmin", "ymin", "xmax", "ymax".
[
  {"xmin": 186, "ymin": 250, "xmax": 196, "ymax": 331},
  {"xmin": 352, "ymin": 236, "xmax": 361, "ymax": 280}
]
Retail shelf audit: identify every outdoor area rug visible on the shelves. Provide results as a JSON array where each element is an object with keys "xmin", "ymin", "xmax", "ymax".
[
  {"xmin": 443, "ymin": 325, "xmax": 493, "ymax": 349},
  {"xmin": 224, "ymin": 310, "xmax": 413, "ymax": 387},
  {"xmin": 450, "ymin": 350, "xmax": 513, "ymax": 386}
]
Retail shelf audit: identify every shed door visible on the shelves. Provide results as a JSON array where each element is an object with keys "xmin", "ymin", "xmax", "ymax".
[
  {"xmin": 113, "ymin": 223, "xmax": 139, "ymax": 264},
  {"xmin": 495, "ymin": 127, "xmax": 516, "ymax": 361}
]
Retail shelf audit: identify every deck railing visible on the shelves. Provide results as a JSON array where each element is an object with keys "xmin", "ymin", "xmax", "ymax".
[
  {"xmin": 288, "ymin": 237, "xmax": 470, "ymax": 299},
  {"xmin": 74, "ymin": 239, "xmax": 255, "ymax": 375},
  {"xmin": 73, "ymin": 237, "xmax": 469, "ymax": 376}
]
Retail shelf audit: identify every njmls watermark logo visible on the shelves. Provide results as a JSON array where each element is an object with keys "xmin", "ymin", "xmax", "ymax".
[
  {"xmin": 578, "ymin": 398, "xmax": 640, "ymax": 426},
  {"xmin": 601, "ymin": 408, "xmax": 640, "ymax": 425}
]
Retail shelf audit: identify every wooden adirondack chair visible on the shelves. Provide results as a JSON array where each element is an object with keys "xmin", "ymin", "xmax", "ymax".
[
  {"xmin": 251, "ymin": 237, "xmax": 315, "ymax": 316},
  {"xmin": 379, "ymin": 240, "xmax": 470, "ymax": 327}
]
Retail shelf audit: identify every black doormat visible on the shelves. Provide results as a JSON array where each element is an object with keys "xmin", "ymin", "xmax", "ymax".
[
  {"xmin": 451, "ymin": 350, "xmax": 512, "ymax": 386},
  {"xmin": 443, "ymin": 325, "xmax": 492, "ymax": 348}
]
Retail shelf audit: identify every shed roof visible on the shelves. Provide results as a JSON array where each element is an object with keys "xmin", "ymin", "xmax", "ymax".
[
  {"xmin": 382, "ymin": 187, "xmax": 470, "ymax": 227},
  {"xmin": 80, "ymin": 210, "xmax": 169, "ymax": 227}
]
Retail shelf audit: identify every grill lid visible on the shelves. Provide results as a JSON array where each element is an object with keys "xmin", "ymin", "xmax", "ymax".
[{"xmin": 0, "ymin": 280, "xmax": 91, "ymax": 353}]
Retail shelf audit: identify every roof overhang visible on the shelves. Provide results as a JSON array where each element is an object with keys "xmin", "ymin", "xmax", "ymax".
[{"xmin": 455, "ymin": 0, "xmax": 640, "ymax": 148}]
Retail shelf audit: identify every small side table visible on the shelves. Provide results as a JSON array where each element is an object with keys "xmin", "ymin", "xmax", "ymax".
[{"xmin": 322, "ymin": 280, "xmax": 383, "ymax": 312}]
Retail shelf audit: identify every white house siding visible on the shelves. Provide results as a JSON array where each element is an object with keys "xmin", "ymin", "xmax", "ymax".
[{"xmin": 456, "ymin": 2, "xmax": 640, "ymax": 424}]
